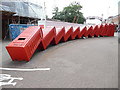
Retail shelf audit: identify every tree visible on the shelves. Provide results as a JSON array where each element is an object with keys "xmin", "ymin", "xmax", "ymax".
[
  {"xmin": 52, "ymin": 1, "xmax": 86, "ymax": 24},
  {"xmin": 52, "ymin": 7, "xmax": 59, "ymax": 19}
]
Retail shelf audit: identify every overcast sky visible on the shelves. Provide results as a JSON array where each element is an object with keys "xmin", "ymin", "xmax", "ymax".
[{"xmin": 27, "ymin": 0, "xmax": 119, "ymax": 19}]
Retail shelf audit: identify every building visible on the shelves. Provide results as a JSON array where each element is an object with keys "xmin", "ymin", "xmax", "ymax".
[
  {"xmin": 85, "ymin": 16, "xmax": 103, "ymax": 25},
  {"xmin": 1, "ymin": 2, "xmax": 45, "ymax": 39},
  {"xmin": 118, "ymin": 1, "xmax": 120, "ymax": 24},
  {"xmin": 106, "ymin": 1, "xmax": 120, "ymax": 24},
  {"xmin": 106, "ymin": 15, "xmax": 120, "ymax": 24}
]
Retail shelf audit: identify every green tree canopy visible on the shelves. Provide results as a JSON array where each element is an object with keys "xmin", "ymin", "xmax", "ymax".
[{"xmin": 52, "ymin": 1, "xmax": 86, "ymax": 24}]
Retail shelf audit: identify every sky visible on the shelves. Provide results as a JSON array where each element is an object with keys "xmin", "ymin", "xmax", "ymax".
[
  {"xmin": 43, "ymin": 0, "xmax": 119, "ymax": 19},
  {"xmin": 36, "ymin": 0, "xmax": 119, "ymax": 19},
  {"xmin": 9, "ymin": 0, "xmax": 120, "ymax": 19}
]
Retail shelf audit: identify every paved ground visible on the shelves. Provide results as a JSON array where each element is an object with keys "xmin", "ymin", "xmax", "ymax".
[{"xmin": 0, "ymin": 33, "xmax": 118, "ymax": 88}]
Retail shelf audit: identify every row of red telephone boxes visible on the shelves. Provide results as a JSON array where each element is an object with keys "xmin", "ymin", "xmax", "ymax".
[{"xmin": 6, "ymin": 24, "xmax": 116, "ymax": 61}]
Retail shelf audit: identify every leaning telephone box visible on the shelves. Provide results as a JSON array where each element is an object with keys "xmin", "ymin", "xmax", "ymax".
[
  {"xmin": 78, "ymin": 26, "xmax": 87, "ymax": 38},
  {"xmin": 6, "ymin": 26, "xmax": 43, "ymax": 61},
  {"xmin": 38, "ymin": 26, "xmax": 56, "ymax": 50},
  {"xmin": 53, "ymin": 26, "xmax": 65, "ymax": 45},
  {"xmin": 84, "ymin": 26, "xmax": 93, "ymax": 37},
  {"xmin": 71, "ymin": 27, "xmax": 80, "ymax": 39},
  {"xmin": 62, "ymin": 27, "xmax": 73, "ymax": 42}
]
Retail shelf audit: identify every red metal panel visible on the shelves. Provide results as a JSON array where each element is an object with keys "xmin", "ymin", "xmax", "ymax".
[
  {"xmin": 53, "ymin": 26, "xmax": 65, "ymax": 45},
  {"xmin": 78, "ymin": 26, "xmax": 87, "ymax": 38},
  {"xmin": 71, "ymin": 27, "xmax": 80, "ymax": 39},
  {"xmin": 6, "ymin": 26, "xmax": 42, "ymax": 61},
  {"xmin": 62, "ymin": 27, "xmax": 73, "ymax": 42},
  {"xmin": 38, "ymin": 26, "xmax": 56, "ymax": 50}
]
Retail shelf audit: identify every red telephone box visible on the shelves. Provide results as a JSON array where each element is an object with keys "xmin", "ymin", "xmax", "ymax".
[{"xmin": 6, "ymin": 26, "xmax": 43, "ymax": 61}]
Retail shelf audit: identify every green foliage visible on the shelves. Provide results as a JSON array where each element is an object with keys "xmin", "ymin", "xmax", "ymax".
[{"xmin": 52, "ymin": 1, "xmax": 86, "ymax": 24}]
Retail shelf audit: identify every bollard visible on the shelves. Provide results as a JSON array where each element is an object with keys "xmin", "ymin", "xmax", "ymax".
[{"xmin": 6, "ymin": 26, "xmax": 42, "ymax": 61}]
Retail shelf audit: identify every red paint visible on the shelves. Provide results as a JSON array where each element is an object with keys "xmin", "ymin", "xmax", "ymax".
[
  {"xmin": 6, "ymin": 26, "xmax": 42, "ymax": 61},
  {"xmin": 38, "ymin": 26, "xmax": 56, "ymax": 50},
  {"xmin": 53, "ymin": 26, "xmax": 65, "ymax": 45},
  {"xmin": 84, "ymin": 26, "xmax": 93, "ymax": 37},
  {"xmin": 78, "ymin": 26, "xmax": 87, "ymax": 38},
  {"xmin": 71, "ymin": 27, "xmax": 80, "ymax": 39},
  {"xmin": 62, "ymin": 27, "xmax": 73, "ymax": 42}
]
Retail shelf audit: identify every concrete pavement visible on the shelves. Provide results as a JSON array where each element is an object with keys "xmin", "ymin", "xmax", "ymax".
[{"xmin": 1, "ymin": 34, "xmax": 118, "ymax": 88}]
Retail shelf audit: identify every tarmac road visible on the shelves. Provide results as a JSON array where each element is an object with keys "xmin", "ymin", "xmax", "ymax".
[{"xmin": 0, "ymin": 33, "xmax": 118, "ymax": 88}]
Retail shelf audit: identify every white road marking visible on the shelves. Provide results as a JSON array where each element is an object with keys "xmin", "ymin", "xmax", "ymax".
[
  {"xmin": 0, "ymin": 67, "xmax": 50, "ymax": 71},
  {"xmin": 0, "ymin": 74, "xmax": 23, "ymax": 86}
]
